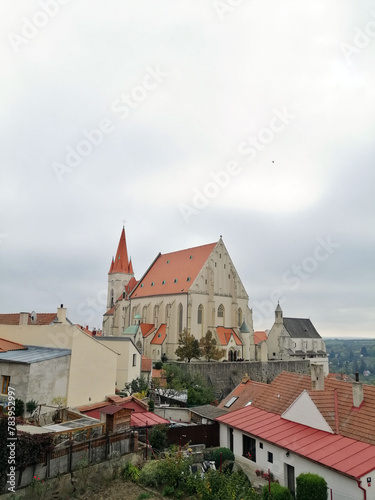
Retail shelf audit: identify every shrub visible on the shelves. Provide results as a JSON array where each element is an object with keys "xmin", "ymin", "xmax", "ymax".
[
  {"xmin": 26, "ymin": 400, "xmax": 38, "ymax": 416},
  {"xmin": 15, "ymin": 399, "xmax": 25, "ymax": 417},
  {"xmin": 148, "ymin": 399, "xmax": 155, "ymax": 412},
  {"xmin": 148, "ymin": 424, "xmax": 167, "ymax": 451},
  {"xmin": 154, "ymin": 361, "xmax": 163, "ymax": 370},
  {"xmin": 122, "ymin": 461, "xmax": 140, "ymax": 483},
  {"xmin": 162, "ymin": 484, "xmax": 175, "ymax": 496},
  {"xmin": 157, "ymin": 452, "xmax": 190, "ymax": 488},
  {"xmin": 263, "ymin": 482, "xmax": 293, "ymax": 500},
  {"xmin": 296, "ymin": 473, "xmax": 327, "ymax": 500},
  {"xmin": 139, "ymin": 460, "xmax": 161, "ymax": 487},
  {"xmin": 213, "ymin": 447, "xmax": 234, "ymax": 473}
]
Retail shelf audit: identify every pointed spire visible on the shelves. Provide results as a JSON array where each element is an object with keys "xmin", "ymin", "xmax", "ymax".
[
  {"xmin": 109, "ymin": 227, "xmax": 133, "ymax": 274},
  {"xmin": 108, "ymin": 257, "xmax": 114, "ymax": 274}
]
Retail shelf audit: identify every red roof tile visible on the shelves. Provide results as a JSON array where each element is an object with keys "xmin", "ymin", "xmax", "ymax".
[
  {"xmin": 140, "ymin": 323, "xmax": 156, "ymax": 338},
  {"xmin": 217, "ymin": 405, "xmax": 375, "ymax": 479},
  {"xmin": 0, "ymin": 313, "xmax": 58, "ymax": 326},
  {"xmin": 0, "ymin": 338, "xmax": 27, "ymax": 352},
  {"xmin": 254, "ymin": 331, "xmax": 267, "ymax": 344},
  {"xmin": 151, "ymin": 324, "xmax": 167, "ymax": 345},
  {"xmin": 218, "ymin": 378, "xmax": 267, "ymax": 411},
  {"xmin": 141, "ymin": 355, "xmax": 152, "ymax": 372},
  {"xmin": 131, "ymin": 411, "xmax": 169, "ymax": 427},
  {"xmin": 130, "ymin": 242, "xmax": 217, "ymax": 298},
  {"xmin": 216, "ymin": 327, "xmax": 242, "ymax": 346}
]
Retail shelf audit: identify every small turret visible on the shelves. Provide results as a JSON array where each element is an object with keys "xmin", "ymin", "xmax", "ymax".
[{"xmin": 275, "ymin": 302, "xmax": 283, "ymax": 324}]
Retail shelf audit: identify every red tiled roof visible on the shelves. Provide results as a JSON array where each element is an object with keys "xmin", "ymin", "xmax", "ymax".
[
  {"xmin": 130, "ymin": 242, "xmax": 217, "ymax": 298},
  {"xmin": 218, "ymin": 378, "xmax": 266, "ymax": 411},
  {"xmin": 109, "ymin": 227, "xmax": 133, "ymax": 275},
  {"xmin": 76, "ymin": 325, "xmax": 102, "ymax": 337},
  {"xmin": 0, "ymin": 313, "xmax": 57, "ymax": 326},
  {"xmin": 0, "ymin": 338, "xmax": 27, "ymax": 352},
  {"xmin": 254, "ymin": 331, "xmax": 267, "ymax": 344},
  {"xmin": 151, "ymin": 324, "xmax": 167, "ymax": 345},
  {"xmin": 216, "ymin": 327, "xmax": 242, "ymax": 346},
  {"xmin": 131, "ymin": 411, "xmax": 169, "ymax": 427},
  {"xmin": 220, "ymin": 371, "xmax": 375, "ymax": 446},
  {"xmin": 141, "ymin": 355, "xmax": 152, "ymax": 373},
  {"xmin": 217, "ymin": 405, "xmax": 375, "ymax": 479},
  {"xmin": 140, "ymin": 323, "xmax": 156, "ymax": 338}
]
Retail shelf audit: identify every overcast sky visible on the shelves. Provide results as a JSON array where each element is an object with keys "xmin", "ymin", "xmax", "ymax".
[{"xmin": 1, "ymin": 1, "xmax": 374, "ymax": 338}]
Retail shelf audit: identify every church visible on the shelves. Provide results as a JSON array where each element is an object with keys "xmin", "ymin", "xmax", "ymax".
[{"xmin": 102, "ymin": 228, "xmax": 255, "ymax": 362}]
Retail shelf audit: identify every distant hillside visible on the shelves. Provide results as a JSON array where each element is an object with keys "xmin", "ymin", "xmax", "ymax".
[{"xmin": 326, "ymin": 338, "xmax": 375, "ymax": 384}]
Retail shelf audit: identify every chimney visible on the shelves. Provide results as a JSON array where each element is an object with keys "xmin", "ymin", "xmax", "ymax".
[
  {"xmin": 311, "ymin": 363, "xmax": 324, "ymax": 391},
  {"xmin": 56, "ymin": 304, "xmax": 67, "ymax": 323},
  {"xmin": 19, "ymin": 312, "xmax": 29, "ymax": 326},
  {"xmin": 353, "ymin": 372, "xmax": 364, "ymax": 408}
]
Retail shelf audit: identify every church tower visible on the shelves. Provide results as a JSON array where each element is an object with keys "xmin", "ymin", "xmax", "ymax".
[{"xmin": 107, "ymin": 227, "xmax": 134, "ymax": 309}]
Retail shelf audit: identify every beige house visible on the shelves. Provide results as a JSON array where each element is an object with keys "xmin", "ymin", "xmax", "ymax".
[
  {"xmin": 96, "ymin": 336, "xmax": 141, "ymax": 392},
  {"xmin": 266, "ymin": 304, "xmax": 328, "ymax": 373},
  {"xmin": 0, "ymin": 306, "xmax": 118, "ymax": 407},
  {"xmin": 103, "ymin": 228, "xmax": 255, "ymax": 361}
]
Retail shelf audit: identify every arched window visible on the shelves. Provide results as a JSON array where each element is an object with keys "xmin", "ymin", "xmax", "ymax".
[
  {"xmin": 197, "ymin": 304, "xmax": 203, "ymax": 325},
  {"xmin": 153, "ymin": 305, "xmax": 159, "ymax": 325},
  {"xmin": 142, "ymin": 305, "xmax": 147, "ymax": 323},
  {"xmin": 178, "ymin": 303, "xmax": 183, "ymax": 333},
  {"xmin": 238, "ymin": 308, "xmax": 242, "ymax": 327},
  {"xmin": 218, "ymin": 304, "xmax": 224, "ymax": 318},
  {"xmin": 110, "ymin": 289, "xmax": 114, "ymax": 308}
]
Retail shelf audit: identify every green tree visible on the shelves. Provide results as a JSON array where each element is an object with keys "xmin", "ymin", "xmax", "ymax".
[
  {"xmin": 199, "ymin": 330, "xmax": 225, "ymax": 361},
  {"xmin": 163, "ymin": 364, "xmax": 214, "ymax": 405},
  {"xmin": 148, "ymin": 424, "xmax": 168, "ymax": 451},
  {"xmin": 175, "ymin": 329, "xmax": 201, "ymax": 363},
  {"xmin": 124, "ymin": 375, "xmax": 149, "ymax": 395}
]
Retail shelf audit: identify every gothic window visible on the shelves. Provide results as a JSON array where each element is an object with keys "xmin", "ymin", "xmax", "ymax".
[
  {"xmin": 238, "ymin": 308, "xmax": 242, "ymax": 327},
  {"xmin": 218, "ymin": 304, "xmax": 224, "ymax": 318},
  {"xmin": 153, "ymin": 305, "xmax": 159, "ymax": 324},
  {"xmin": 198, "ymin": 304, "xmax": 203, "ymax": 325},
  {"xmin": 178, "ymin": 303, "xmax": 183, "ymax": 333},
  {"xmin": 110, "ymin": 289, "xmax": 114, "ymax": 308},
  {"xmin": 142, "ymin": 305, "xmax": 147, "ymax": 323}
]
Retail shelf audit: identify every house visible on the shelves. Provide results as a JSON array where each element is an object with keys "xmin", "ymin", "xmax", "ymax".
[
  {"xmin": 266, "ymin": 304, "xmax": 328, "ymax": 373},
  {"xmin": 95, "ymin": 336, "xmax": 141, "ymax": 392},
  {"xmin": 217, "ymin": 366, "xmax": 375, "ymax": 498},
  {"xmin": 217, "ymin": 404, "xmax": 375, "ymax": 500},
  {"xmin": 0, "ymin": 306, "xmax": 118, "ymax": 407},
  {"xmin": 78, "ymin": 394, "xmax": 169, "ymax": 429},
  {"xmin": 103, "ymin": 227, "xmax": 254, "ymax": 362},
  {"xmin": 189, "ymin": 404, "xmax": 228, "ymax": 425},
  {"xmin": 0, "ymin": 338, "xmax": 70, "ymax": 415}
]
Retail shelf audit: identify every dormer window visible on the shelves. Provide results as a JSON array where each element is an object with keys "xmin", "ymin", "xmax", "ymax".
[
  {"xmin": 151, "ymin": 282, "xmax": 154, "ymax": 286},
  {"xmin": 187, "ymin": 277, "xmax": 191, "ymax": 282}
]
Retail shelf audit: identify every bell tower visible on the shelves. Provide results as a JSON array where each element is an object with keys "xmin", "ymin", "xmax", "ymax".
[{"xmin": 107, "ymin": 227, "xmax": 134, "ymax": 310}]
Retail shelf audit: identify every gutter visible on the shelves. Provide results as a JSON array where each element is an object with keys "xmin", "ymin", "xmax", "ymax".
[{"xmin": 357, "ymin": 479, "xmax": 366, "ymax": 500}]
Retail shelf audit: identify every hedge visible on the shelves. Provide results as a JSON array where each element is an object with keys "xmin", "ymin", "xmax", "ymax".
[
  {"xmin": 296, "ymin": 473, "xmax": 327, "ymax": 500},
  {"xmin": 262, "ymin": 482, "xmax": 293, "ymax": 500}
]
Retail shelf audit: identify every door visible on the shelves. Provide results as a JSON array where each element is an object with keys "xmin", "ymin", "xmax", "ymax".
[{"xmin": 286, "ymin": 464, "xmax": 295, "ymax": 497}]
